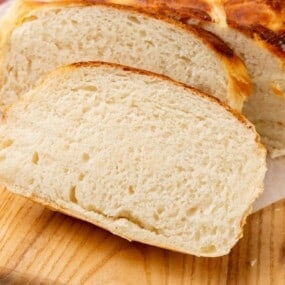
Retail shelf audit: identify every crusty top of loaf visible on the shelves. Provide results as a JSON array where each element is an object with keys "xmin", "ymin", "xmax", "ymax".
[
  {"xmin": 1, "ymin": 0, "xmax": 251, "ymax": 103},
  {"xmin": 224, "ymin": 0, "xmax": 284, "ymax": 59},
  {"xmin": 88, "ymin": 0, "xmax": 285, "ymax": 59}
]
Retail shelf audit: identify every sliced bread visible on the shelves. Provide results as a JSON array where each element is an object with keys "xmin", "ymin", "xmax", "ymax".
[
  {"xmin": 0, "ymin": 1, "xmax": 250, "ymax": 111},
  {"xmin": 0, "ymin": 62, "xmax": 266, "ymax": 257},
  {"xmin": 108, "ymin": 0, "xmax": 285, "ymax": 156}
]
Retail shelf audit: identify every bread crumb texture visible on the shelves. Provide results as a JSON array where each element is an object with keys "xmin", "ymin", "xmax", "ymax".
[{"xmin": 0, "ymin": 63, "xmax": 266, "ymax": 257}]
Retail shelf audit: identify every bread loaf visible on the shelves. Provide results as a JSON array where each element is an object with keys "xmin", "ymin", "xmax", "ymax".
[
  {"xmin": 0, "ymin": 1, "xmax": 250, "ymax": 111},
  {"xmin": 0, "ymin": 62, "xmax": 266, "ymax": 257}
]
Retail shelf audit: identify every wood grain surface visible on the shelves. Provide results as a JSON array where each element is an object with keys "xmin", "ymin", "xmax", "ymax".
[{"xmin": 0, "ymin": 187, "xmax": 284, "ymax": 285}]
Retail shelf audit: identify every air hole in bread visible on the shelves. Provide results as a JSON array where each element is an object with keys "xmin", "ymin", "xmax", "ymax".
[
  {"xmin": 71, "ymin": 19, "xmax": 78, "ymax": 25},
  {"xmin": 127, "ymin": 15, "xmax": 141, "ymax": 24},
  {"xmin": 81, "ymin": 85, "xmax": 98, "ymax": 92},
  {"xmin": 64, "ymin": 144, "xmax": 70, "ymax": 150},
  {"xmin": 106, "ymin": 98, "xmax": 115, "ymax": 104},
  {"xmin": 130, "ymin": 100, "xmax": 138, "ymax": 108},
  {"xmin": 157, "ymin": 206, "xmax": 164, "ymax": 214},
  {"xmin": 145, "ymin": 40, "xmax": 155, "ymax": 48},
  {"xmin": 82, "ymin": 153, "xmax": 90, "ymax": 161},
  {"xmin": 211, "ymin": 227, "xmax": 217, "ymax": 235},
  {"xmin": 78, "ymin": 173, "xmax": 85, "ymax": 181},
  {"xmin": 187, "ymin": 207, "xmax": 198, "ymax": 217},
  {"xmin": 0, "ymin": 138, "xmax": 13, "ymax": 149},
  {"xmin": 128, "ymin": 185, "xmax": 135, "ymax": 195},
  {"xmin": 194, "ymin": 231, "xmax": 200, "ymax": 241},
  {"xmin": 116, "ymin": 209, "xmax": 159, "ymax": 233},
  {"xmin": 176, "ymin": 166, "xmax": 185, "ymax": 172},
  {"xmin": 180, "ymin": 123, "xmax": 188, "ymax": 129},
  {"xmin": 128, "ymin": 147, "xmax": 134, "ymax": 153},
  {"xmin": 32, "ymin": 152, "xmax": 39, "ymax": 164},
  {"xmin": 126, "ymin": 42, "xmax": 133, "ymax": 48},
  {"xmin": 69, "ymin": 185, "xmax": 77, "ymax": 203},
  {"xmin": 179, "ymin": 56, "xmax": 192, "ymax": 64},
  {"xmin": 82, "ymin": 106, "xmax": 90, "ymax": 113},
  {"xmin": 28, "ymin": 178, "xmax": 34, "ymax": 185},
  {"xmin": 139, "ymin": 30, "xmax": 146, "ymax": 37},
  {"xmin": 153, "ymin": 213, "xmax": 159, "ymax": 221},
  {"xmin": 162, "ymin": 132, "xmax": 171, "ymax": 138}
]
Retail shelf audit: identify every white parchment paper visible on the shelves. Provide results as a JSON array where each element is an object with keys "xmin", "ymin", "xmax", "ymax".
[
  {"xmin": 1, "ymin": 0, "xmax": 284, "ymax": 213},
  {"xmin": 253, "ymin": 157, "xmax": 285, "ymax": 212}
]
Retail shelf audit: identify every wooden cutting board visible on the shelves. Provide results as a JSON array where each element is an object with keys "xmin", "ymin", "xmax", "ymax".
[{"xmin": 0, "ymin": 187, "xmax": 284, "ymax": 285}]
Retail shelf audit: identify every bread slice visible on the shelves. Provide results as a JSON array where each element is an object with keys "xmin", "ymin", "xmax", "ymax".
[
  {"xmin": 0, "ymin": 62, "xmax": 266, "ymax": 257},
  {"xmin": 107, "ymin": 0, "xmax": 285, "ymax": 157},
  {"xmin": 0, "ymin": 1, "xmax": 250, "ymax": 111}
]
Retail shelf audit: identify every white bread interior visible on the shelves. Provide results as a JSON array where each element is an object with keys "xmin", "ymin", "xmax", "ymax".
[{"xmin": 0, "ymin": 62, "xmax": 266, "ymax": 257}]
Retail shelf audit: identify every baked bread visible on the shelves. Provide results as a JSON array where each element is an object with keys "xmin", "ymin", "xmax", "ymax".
[
  {"xmin": 102, "ymin": 0, "xmax": 285, "ymax": 157},
  {"xmin": 0, "ymin": 1, "xmax": 250, "ymax": 111},
  {"xmin": 0, "ymin": 62, "xmax": 266, "ymax": 257}
]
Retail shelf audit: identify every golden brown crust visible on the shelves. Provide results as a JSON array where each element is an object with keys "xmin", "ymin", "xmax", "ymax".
[
  {"xmin": 223, "ymin": 0, "xmax": 285, "ymax": 30},
  {"xmin": 224, "ymin": 0, "xmax": 285, "ymax": 59}
]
